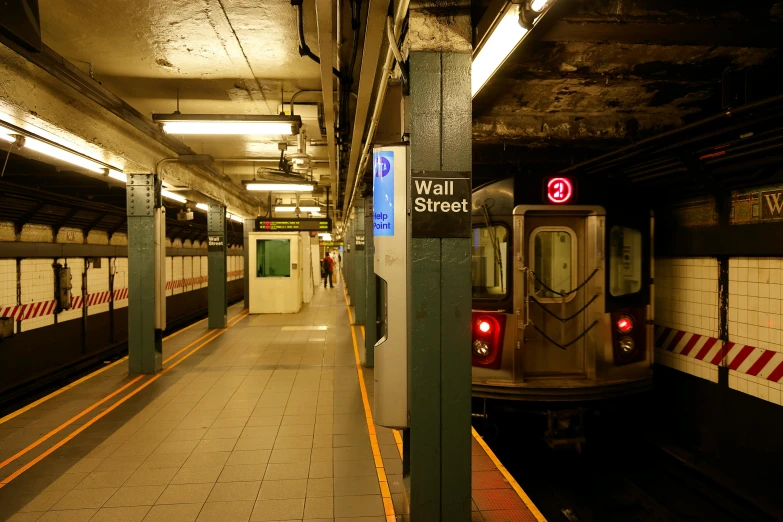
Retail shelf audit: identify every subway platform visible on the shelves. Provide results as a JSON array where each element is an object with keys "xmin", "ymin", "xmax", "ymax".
[{"xmin": 0, "ymin": 281, "xmax": 543, "ymax": 522}]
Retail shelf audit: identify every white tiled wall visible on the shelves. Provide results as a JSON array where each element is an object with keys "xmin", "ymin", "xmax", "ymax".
[
  {"xmin": 729, "ymin": 371, "xmax": 783, "ymax": 406},
  {"xmin": 19, "ymin": 259, "xmax": 55, "ymax": 332},
  {"xmin": 87, "ymin": 258, "xmax": 110, "ymax": 316},
  {"xmin": 113, "ymin": 257, "xmax": 129, "ymax": 310},
  {"xmin": 654, "ymin": 258, "xmax": 719, "ymax": 338},
  {"xmin": 200, "ymin": 257, "xmax": 208, "ymax": 289},
  {"xmin": 183, "ymin": 257, "xmax": 193, "ymax": 292},
  {"xmin": 172, "ymin": 257, "xmax": 183, "ymax": 295},
  {"xmin": 165, "ymin": 257, "xmax": 173, "ymax": 297},
  {"xmin": 56, "ymin": 258, "xmax": 84, "ymax": 324},
  {"xmin": 728, "ymin": 258, "xmax": 783, "ymax": 352},
  {"xmin": 1, "ymin": 251, "xmax": 242, "ymax": 333}
]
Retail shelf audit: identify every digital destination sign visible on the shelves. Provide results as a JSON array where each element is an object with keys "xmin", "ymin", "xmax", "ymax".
[
  {"xmin": 254, "ymin": 218, "xmax": 332, "ymax": 232},
  {"xmin": 320, "ymin": 241, "xmax": 343, "ymax": 247}
]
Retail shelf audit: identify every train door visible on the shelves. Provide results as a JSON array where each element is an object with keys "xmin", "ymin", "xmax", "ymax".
[{"xmin": 515, "ymin": 206, "xmax": 605, "ymax": 380}]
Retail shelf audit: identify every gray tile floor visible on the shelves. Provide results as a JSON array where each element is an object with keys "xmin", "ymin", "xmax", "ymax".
[{"xmin": 0, "ymin": 281, "xmax": 397, "ymax": 522}]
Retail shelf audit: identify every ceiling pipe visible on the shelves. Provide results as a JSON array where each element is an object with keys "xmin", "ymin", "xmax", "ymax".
[
  {"xmin": 340, "ymin": 0, "xmax": 395, "ymax": 219},
  {"xmin": 343, "ymin": 0, "xmax": 409, "ymax": 223},
  {"xmin": 314, "ymin": 0, "xmax": 339, "ymax": 223}
]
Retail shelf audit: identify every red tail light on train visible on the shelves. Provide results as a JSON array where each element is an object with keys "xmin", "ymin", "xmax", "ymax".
[
  {"xmin": 611, "ymin": 309, "xmax": 646, "ymax": 365},
  {"xmin": 472, "ymin": 312, "xmax": 506, "ymax": 369}
]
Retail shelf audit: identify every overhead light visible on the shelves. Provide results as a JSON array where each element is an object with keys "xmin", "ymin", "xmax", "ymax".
[
  {"xmin": 161, "ymin": 189, "xmax": 187, "ymax": 204},
  {"xmin": 196, "ymin": 203, "xmax": 209, "ymax": 211},
  {"xmin": 152, "ymin": 114, "xmax": 302, "ymax": 136},
  {"xmin": 243, "ymin": 181, "xmax": 315, "ymax": 192},
  {"xmin": 274, "ymin": 206, "xmax": 322, "ymax": 212},
  {"xmin": 531, "ymin": 0, "xmax": 549, "ymax": 11},
  {"xmin": 108, "ymin": 170, "xmax": 127, "ymax": 183},
  {"xmin": 472, "ymin": 5, "xmax": 528, "ymax": 97},
  {"xmin": 227, "ymin": 214, "xmax": 244, "ymax": 223},
  {"xmin": 0, "ymin": 122, "xmax": 123, "ymax": 175}
]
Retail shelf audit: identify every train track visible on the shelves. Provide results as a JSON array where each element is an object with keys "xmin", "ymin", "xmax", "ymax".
[{"xmin": 479, "ymin": 405, "xmax": 781, "ymax": 522}]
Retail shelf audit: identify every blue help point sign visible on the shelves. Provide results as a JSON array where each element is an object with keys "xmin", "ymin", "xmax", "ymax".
[{"xmin": 373, "ymin": 151, "xmax": 394, "ymax": 236}]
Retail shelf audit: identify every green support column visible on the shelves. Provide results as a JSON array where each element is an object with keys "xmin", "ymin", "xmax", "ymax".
[
  {"xmin": 364, "ymin": 197, "xmax": 376, "ymax": 367},
  {"xmin": 126, "ymin": 173, "xmax": 161, "ymax": 374},
  {"xmin": 208, "ymin": 205, "xmax": 227, "ymax": 328},
  {"xmin": 354, "ymin": 199, "xmax": 366, "ymax": 328},
  {"xmin": 345, "ymin": 219, "xmax": 355, "ymax": 303},
  {"xmin": 408, "ymin": 1, "xmax": 472, "ymax": 519},
  {"xmin": 244, "ymin": 218, "xmax": 254, "ymax": 310}
]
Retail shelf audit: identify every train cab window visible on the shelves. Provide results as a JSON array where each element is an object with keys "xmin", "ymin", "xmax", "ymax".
[
  {"xmin": 609, "ymin": 226, "xmax": 642, "ymax": 296},
  {"xmin": 531, "ymin": 227, "xmax": 575, "ymax": 301},
  {"xmin": 256, "ymin": 239, "xmax": 291, "ymax": 277},
  {"xmin": 471, "ymin": 225, "xmax": 508, "ymax": 298}
]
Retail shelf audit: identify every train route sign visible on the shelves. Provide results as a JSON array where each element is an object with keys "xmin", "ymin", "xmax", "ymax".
[{"xmin": 410, "ymin": 170, "xmax": 471, "ymax": 238}]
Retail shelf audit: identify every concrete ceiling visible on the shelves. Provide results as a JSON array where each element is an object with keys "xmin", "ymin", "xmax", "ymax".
[
  {"xmin": 39, "ymin": 0, "xmax": 334, "ymax": 205},
  {"xmin": 472, "ymin": 0, "xmax": 783, "ymax": 183}
]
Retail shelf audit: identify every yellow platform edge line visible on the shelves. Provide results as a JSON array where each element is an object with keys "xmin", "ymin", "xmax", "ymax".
[
  {"xmin": 471, "ymin": 427, "xmax": 548, "ymax": 522},
  {"xmin": 344, "ymin": 285, "xmax": 397, "ymax": 521},
  {"xmin": 0, "ymin": 308, "xmax": 240, "ymax": 426}
]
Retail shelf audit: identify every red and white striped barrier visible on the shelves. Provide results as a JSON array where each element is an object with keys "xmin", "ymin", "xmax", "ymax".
[
  {"xmin": 655, "ymin": 325, "xmax": 783, "ymax": 383},
  {"xmin": 2, "ymin": 270, "xmax": 244, "ymax": 321}
]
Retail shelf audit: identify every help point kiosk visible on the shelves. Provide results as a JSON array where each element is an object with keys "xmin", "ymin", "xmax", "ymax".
[{"xmin": 373, "ymin": 144, "xmax": 410, "ymax": 429}]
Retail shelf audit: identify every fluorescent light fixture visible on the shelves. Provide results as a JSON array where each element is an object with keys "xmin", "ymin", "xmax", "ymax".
[
  {"xmin": 274, "ymin": 206, "xmax": 322, "ymax": 212},
  {"xmin": 0, "ymin": 131, "xmax": 14, "ymax": 143},
  {"xmin": 472, "ymin": 5, "xmax": 528, "ymax": 97},
  {"xmin": 152, "ymin": 114, "xmax": 302, "ymax": 136},
  {"xmin": 108, "ymin": 170, "xmax": 127, "ymax": 183},
  {"xmin": 531, "ymin": 0, "xmax": 548, "ymax": 10},
  {"xmin": 244, "ymin": 182, "xmax": 315, "ymax": 192},
  {"xmin": 22, "ymin": 136, "xmax": 108, "ymax": 173},
  {"xmin": 227, "ymin": 214, "xmax": 244, "ymax": 223},
  {"xmin": 320, "ymin": 234, "xmax": 332, "ymax": 241},
  {"xmin": 161, "ymin": 189, "xmax": 187, "ymax": 204},
  {"xmin": 196, "ymin": 203, "xmax": 209, "ymax": 211}
]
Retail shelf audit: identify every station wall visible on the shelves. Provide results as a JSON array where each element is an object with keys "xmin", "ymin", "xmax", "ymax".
[
  {"xmin": 0, "ymin": 222, "xmax": 245, "ymax": 403},
  {"xmin": 654, "ymin": 256, "xmax": 783, "ymax": 407}
]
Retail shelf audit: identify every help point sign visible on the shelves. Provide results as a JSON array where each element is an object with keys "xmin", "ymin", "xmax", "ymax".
[{"xmin": 373, "ymin": 150, "xmax": 394, "ymax": 236}]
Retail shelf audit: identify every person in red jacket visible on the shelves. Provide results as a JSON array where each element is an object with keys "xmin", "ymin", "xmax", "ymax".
[{"xmin": 322, "ymin": 253, "xmax": 334, "ymax": 288}]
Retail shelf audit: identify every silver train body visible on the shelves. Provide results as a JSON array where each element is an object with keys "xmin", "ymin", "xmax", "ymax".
[{"xmin": 470, "ymin": 178, "xmax": 654, "ymax": 402}]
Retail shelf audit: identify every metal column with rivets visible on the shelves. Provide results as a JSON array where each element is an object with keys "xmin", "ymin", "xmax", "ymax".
[
  {"xmin": 126, "ymin": 173, "xmax": 162, "ymax": 374},
  {"xmin": 364, "ymin": 197, "xmax": 376, "ymax": 367},
  {"xmin": 244, "ymin": 218, "xmax": 254, "ymax": 310},
  {"xmin": 354, "ymin": 199, "xmax": 366, "ymax": 330},
  {"xmin": 407, "ymin": 0, "xmax": 473, "ymax": 519},
  {"xmin": 207, "ymin": 205, "xmax": 227, "ymax": 328}
]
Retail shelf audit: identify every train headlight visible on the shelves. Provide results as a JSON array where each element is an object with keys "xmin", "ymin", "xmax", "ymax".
[
  {"xmin": 619, "ymin": 336, "xmax": 635, "ymax": 353},
  {"xmin": 473, "ymin": 340, "xmax": 490, "ymax": 358}
]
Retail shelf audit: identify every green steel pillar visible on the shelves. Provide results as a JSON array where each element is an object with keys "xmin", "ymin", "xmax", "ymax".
[
  {"xmin": 407, "ymin": 1, "xmax": 472, "ymax": 519},
  {"xmin": 126, "ymin": 173, "xmax": 161, "ymax": 374},
  {"xmin": 208, "ymin": 205, "xmax": 227, "ymax": 328},
  {"xmin": 354, "ymin": 199, "xmax": 366, "ymax": 328},
  {"xmin": 345, "ymin": 218, "xmax": 355, "ymax": 302},
  {"xmin": 364, "ymin": 197, "xmax": 376, "ymax": 367},
  {"xmin": 244, "ymin": 218, "xmax": 254, "ymax": 309}
]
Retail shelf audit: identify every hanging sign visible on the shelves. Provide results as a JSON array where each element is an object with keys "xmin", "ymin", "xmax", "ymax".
[
  {"xmin": 254, "ymin": 217, "xmax": 332, "ymax": 232},
  {"xmin": 320, "ymin": 240, "xmax": 344, "ymax": 247},
  {"xmin": 410, "ymin": 171, "xmax": 471, "ymax": 238}
]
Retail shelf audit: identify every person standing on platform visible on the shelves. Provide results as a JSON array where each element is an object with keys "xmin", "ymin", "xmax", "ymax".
[{"xmin": 322, "ymin": 252, "xmax": 334, "ymax": 288}]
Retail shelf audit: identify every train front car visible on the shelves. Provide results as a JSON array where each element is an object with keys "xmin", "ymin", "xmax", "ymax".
[{"xmin": 470, "ymin": 177, "xmax": 654, "ymax": 445}]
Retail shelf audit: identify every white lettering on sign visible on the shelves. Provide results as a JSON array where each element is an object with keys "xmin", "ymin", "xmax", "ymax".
[
  {"xmin": 412, "ymin": 180, "xmax": 469, "ymax": 213},
  {"xmin": 410, "ymin": 171, "xmax": 471, "ymax": 238}
]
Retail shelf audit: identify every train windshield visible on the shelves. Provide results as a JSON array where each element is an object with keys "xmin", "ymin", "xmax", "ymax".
[
  {"xmin": 472, "ymin": 225, "xmax": 508, "ymax": 298},
  {"xmin": 533, "ymin": 228, "xmax": 575, "ymax": 300},
  {"xmin": 609, "ymin": 226, "xmax": 642, "ymax": 296}
]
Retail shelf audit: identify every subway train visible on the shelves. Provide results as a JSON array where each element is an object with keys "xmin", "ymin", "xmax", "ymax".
[{"xmin": 470, "ymin": 176, "xmax": 653, "ymax": 444}]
